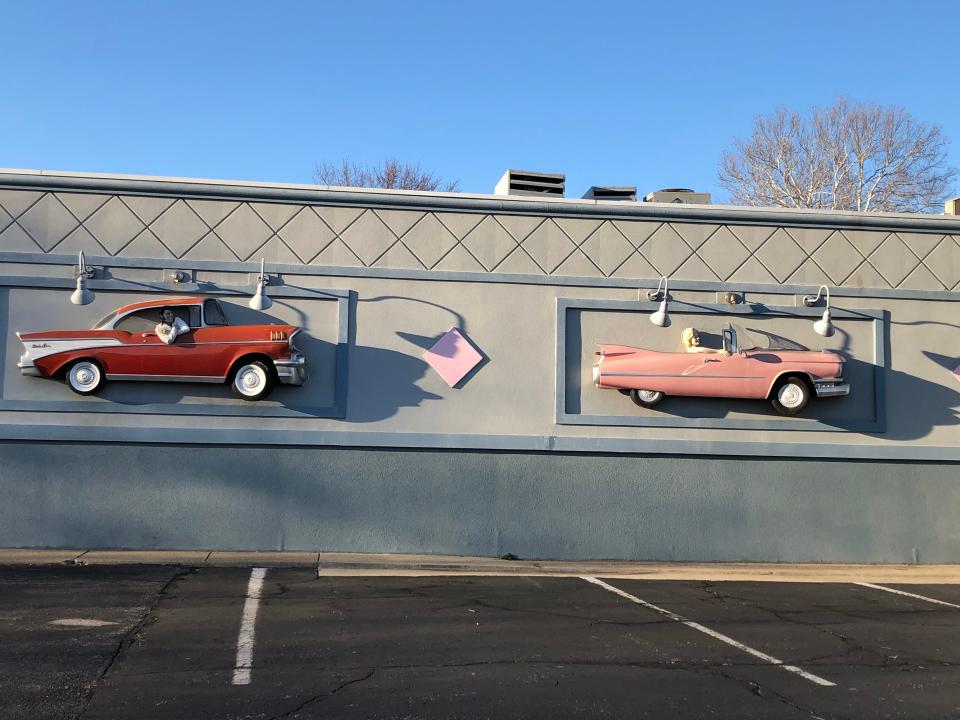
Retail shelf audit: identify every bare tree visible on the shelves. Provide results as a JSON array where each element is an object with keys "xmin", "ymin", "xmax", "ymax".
[
  {"xmin": 314, "ymin": 158, "xmax": 459, "ymax": 192},
  {"xmin": 719, "ymin": 98, "xmax": 956, "ymax": 213}
]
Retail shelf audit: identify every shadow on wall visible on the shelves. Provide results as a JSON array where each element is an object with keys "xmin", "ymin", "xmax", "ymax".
[
  {"xmin": 345, "ymin": 295, "xmax": 481, "ymax": 423},
  {"xmin": 881, "ymin": 368, "xmax": 959, "ymax": 441}
]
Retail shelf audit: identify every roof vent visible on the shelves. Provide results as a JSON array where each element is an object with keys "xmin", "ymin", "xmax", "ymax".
[
  {"xmin": 495, "ymin": 169, "xmax": 565, "ymax": 197},
  {"xmin": 582, "ymin": 185, "xmax": 637, "ymax": 202},
  {"xmin": 644, "ymin": 188, "xmax": 711, "ymax": 204}
]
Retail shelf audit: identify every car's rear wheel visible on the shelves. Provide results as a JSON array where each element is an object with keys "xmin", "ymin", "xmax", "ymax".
[
  {"xmin": 231, "ymin": 360, "xmax": 274, "ymax": 401},
  {"xmin": 630, "ymin": 388, "xmax": 664, "ymax": 408},
  {"xmin": 771, "ymin": 376, "xmax": 811, "ymax": 416},
  {"xmin": 66, "ymin": 359, "xmax": 105, "ymax": 396}
]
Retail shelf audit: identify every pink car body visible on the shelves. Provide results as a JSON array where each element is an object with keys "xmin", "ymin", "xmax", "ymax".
[{"xmin": 593, "ymin": 325, "xmax": 849, "ymax": 414}]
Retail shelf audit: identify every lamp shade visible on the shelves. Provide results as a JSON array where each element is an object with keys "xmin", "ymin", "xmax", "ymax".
[
  {"xmin": 70, "ymin": 276, "xmax": 94, "ymax": 306},
  {"xmin": 650, "ymin": 299, "xmax": 669, "ymax": 327},
  {"xmin": 249, "ymin": 280, "xmax": 273, "ymax": 311},
  {"xmin": 248, "ymin": 258, "xmax": 273, "ymax": 311},
  {"xmin": 813, "ymin": 308, "xmax": 834, "ymax": 337}
]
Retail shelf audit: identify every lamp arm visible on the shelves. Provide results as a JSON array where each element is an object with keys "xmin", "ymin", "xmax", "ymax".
[
  {"xmin": 645, "ymin": 275, "xmax": 669, "ymax": 301},
  {"xmin": 804, "ymin": 284, "xmax": 830, "ymax": 308}
]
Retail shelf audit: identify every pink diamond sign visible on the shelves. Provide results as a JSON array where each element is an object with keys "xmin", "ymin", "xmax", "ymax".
[{"xmin": 423, "ymin": 328, "xmax": 483, "ymax": 387}]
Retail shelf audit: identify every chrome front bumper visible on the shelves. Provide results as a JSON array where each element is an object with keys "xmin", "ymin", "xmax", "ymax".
[
  {"xmin": 274, "ymin": 353, "xmax": 307, "ymax": 386},
  {"xmin": 814, "ymin": 380, "xmax": 850, "ymax": 398}
]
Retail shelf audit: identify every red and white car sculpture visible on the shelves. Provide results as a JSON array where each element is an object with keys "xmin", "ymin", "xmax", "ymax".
[
  {"xmin": 16, "ymin": 297, "xmax": 306, "ymax": 401},
  {"xmin": 593, "ymin": 324, "xmax": 849, "ymax": 416}
]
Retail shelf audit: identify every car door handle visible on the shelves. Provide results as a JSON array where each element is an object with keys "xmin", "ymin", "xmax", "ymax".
[
  {"xmin": 704, "ymin": 358, "xmax": 721, "ymax": 363},
  {"xmin": 141, "ymin": 332, "xmax": 156, "ymax": 338}
]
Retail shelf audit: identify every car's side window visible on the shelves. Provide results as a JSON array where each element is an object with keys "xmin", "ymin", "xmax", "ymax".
[
  {"xmin": 204, "ymin": 300, "xmax": 227, "ymax": 326},
  {"xmin": 114, "ymin": 307, "xmax": 194, "ymax": 333},
  {"xmin": 115, "ymin": 309, "xmax": 162, "ymax": 333}
]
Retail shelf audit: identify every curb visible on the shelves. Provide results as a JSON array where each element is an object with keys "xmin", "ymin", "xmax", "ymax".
[{"xmin": 3, "ymin": 549, "xmax": 960, "ymax": 583}]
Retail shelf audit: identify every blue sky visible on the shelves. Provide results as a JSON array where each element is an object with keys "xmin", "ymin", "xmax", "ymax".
[{"xmin": 2, "ymin": 1, "xmax": 958, "ymax": 201}]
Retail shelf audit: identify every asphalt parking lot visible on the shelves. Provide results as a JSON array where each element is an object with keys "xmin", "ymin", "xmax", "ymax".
[{"xmin": 3, "ymin": 565, "xmax": 960, "ymax": 719}]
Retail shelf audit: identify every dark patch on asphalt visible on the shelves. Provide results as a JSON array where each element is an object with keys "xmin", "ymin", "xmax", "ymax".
[
  {"xmin": 4, "ymin": 568, "xmax": 960, "ymax": 718},
  {"xmin": 0, "ymin": 565, "xmax": 184, "ymax": 720}
]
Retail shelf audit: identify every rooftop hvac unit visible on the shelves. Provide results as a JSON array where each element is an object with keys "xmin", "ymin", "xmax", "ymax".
[
  {"xmin": 644, "ymin": 188, "xmax": 711, "ymax": 204},
  {"xmin": 495, "ymin": 169, "xmax": 565, "ymax": 197},
  {"xmin": 582, "ymin": 186, "xmax": 637, "ymax": 202}
]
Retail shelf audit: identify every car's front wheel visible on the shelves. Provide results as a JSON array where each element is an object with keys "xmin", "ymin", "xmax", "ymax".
[
  {"xmin": 771, "ymin": 376, "xmax": 811, "ymax": 416},
  {"xmin": 66, "ymin": 359, "xmax": 105, "ymax": 396},
  {"xmin": 230, "ymin": 360, "xmax": 275, "ymax": 401},
  {"xmin": 630, "ymin": 388, "xmax": 664, "ymax": 408}
]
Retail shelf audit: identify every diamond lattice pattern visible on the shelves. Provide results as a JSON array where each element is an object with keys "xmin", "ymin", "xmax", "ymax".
[{"xmin": 0, "ymin": 191, "xmax": 957, "ymax": 291}]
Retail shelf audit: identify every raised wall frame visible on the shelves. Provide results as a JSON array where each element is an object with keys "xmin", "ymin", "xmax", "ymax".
[
  {"xmin": 555, "ymin": 297, "xmax": 887, "ymax": 433},
  {"xmin": 0, "ymin": 276, "xmax": 352, "ymax": 419}
]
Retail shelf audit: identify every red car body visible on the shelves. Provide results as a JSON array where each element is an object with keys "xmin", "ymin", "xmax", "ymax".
[{"xmin": 16, "ymin": 297, "xmax": 306, "ymax": 399}]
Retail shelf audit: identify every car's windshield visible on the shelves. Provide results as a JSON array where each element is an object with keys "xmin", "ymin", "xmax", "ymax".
[
  {"xmin": 92, "ymin": 311, "xmax": 118, "ymax": 330},
  {"xmin": 731, "ymin": 323, "xmax": 809, "ymax": 352}
]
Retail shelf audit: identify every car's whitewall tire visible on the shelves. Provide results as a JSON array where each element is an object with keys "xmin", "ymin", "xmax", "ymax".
[
  {"xmin": 630, "ymin": 388, "xmax": 665, "ymax": 408},
  {"xmin": 771, "ymin": 376, "xmax": 811, "ymax": 415},
  {"xmin": 230, "ymin": 360, "xmax": 274, "ymax": 401},
  {"xmin": 67, "ymin": 360, "xmax": 105, "ymax": 395}
]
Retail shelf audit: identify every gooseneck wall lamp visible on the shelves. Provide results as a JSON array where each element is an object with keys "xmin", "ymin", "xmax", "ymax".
[
  {"xmin": 249, "ymin": 258, "xmax": 273, "ymax": 311},
  {"xmin": 803, "ymin": 285, "xmax": 835, "ymax": 337},
  {"xmin": 645, "ymin": 276, "xmax": 670, "ymax": 327},
  {"xmin": 70, "ymin": 251, "xmax": 96, "ymax": 306}
]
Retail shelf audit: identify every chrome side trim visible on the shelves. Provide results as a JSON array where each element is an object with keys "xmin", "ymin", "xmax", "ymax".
[
  {"xmin": 171, "ymin": 340, "xmax": 287, "ymax": 347},
  {"xmin": 104, "ymin": 374, "xmax": 226, "ymax": 383},
  {"xmin": 601, "ymin": 372, "xmax": 765, "ymax": 380}
]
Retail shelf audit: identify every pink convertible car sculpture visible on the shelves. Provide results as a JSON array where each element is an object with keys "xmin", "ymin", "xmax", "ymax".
[{"xmin": 593, "ymin": 324, "xmax": 849, "ymax": 416}]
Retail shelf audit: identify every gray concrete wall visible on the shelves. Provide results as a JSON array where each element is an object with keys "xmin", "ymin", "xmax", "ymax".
[
  {"xmin": 1, "ymin": 441, "xmax": 957, "ymax": 563},
  {"xmin": 0, "ymin": 170, "xmax": 958, "ymax": 559}
]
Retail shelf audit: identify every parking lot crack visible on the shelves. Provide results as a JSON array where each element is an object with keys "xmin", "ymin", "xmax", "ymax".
[
  {"xmin": 716, "ymin": 667, "xmax": 836, "ymax": 719},
  {"xmin": 266, "ymin": 669, "xmax": 375, "ymax": 720},
  {"xmin": 75, "ymin": 566, "xmax": 198, "ymax": 720},
  {"xmin": 700, "ymin": 582, "xmax": 879, "ymax": 666}
]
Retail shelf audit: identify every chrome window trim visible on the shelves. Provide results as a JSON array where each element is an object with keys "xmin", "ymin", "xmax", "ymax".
[{"xmin": 106, "ymin": 303, "xmax": 203, "ymax": 331}]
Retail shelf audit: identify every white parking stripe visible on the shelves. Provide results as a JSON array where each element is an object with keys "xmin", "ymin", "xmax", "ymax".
[
  {"xmin": 582, "ymin": 577, "xmax": 836, "ymax": 687},
  {"xmin": 855, "ymin": 582, "xmax": 960, "ymax": 609},
  {"xmin": 232, "ymin": 568, "xmax": 268, "ymax": 686}
]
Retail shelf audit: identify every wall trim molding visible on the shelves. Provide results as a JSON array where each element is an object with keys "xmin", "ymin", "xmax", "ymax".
[
  {"xmin": 0, "ymin": 424, "xmax": 955, "ymax": 462},
  {"xmin": 4, "ymin": 170, "xmax": 960, "ymax": 233},
  {"xmin": 2, "ymin": 251, "xmax": 958, "ymax": 303}
]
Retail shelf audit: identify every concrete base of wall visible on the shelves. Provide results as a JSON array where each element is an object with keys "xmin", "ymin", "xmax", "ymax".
[{"xmin": 1, "ymin": 441, "xmax": 956, "ymax": 563}]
